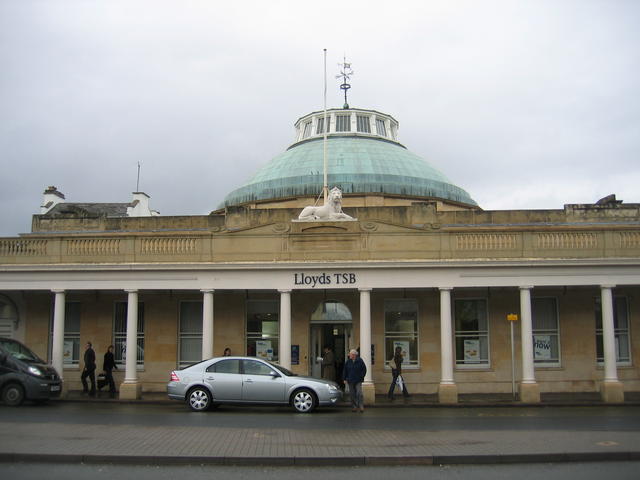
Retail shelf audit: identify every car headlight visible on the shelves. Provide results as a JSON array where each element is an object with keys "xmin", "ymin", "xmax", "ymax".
[
  {"xmin": 326, "ymin": 384, "xmax": 340, "ymax": 393},
  {"xmin": 28, "ymin": 366, "xmax": 43, "ymax": 377}
]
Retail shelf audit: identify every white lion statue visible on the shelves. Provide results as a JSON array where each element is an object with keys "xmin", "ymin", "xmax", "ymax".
[{"xmin": 297, "ymin": 187, "xmax": 356, "ymax": 221}]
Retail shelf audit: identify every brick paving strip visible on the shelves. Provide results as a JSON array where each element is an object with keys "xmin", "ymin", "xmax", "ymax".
[{"xmin": 1, "ymin": 420, "xmax": 639, "ymax": 466}]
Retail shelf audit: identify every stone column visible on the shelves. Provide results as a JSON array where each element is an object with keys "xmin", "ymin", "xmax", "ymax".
[
  {"xmin": 519, "ymin": 286, "xmax": 540, "ymax": 403},
  {"xmin": 438, "ymin": 288, "xmax": 457, "ymax": 404},
  {"xmin": 201, "ymin": 289, "xmax": 214, "ymax": 360},
  {"xmin": 279, "ymin": 290, "xmax": 291, "ymax": 369},
  {"xmin": 51, "ymin": 290, "xmax": 66, "ymax": 386},
  {"xmin": 600, "ymin": 285, "xmax": 624, "ymax": 402},
  {"xmin": 359, "ymin": 288, "xmax": 375, "ymax": 405},
  {"xmin": 120, "ymin": 290, "xmax": 141, "ymax": 400}
]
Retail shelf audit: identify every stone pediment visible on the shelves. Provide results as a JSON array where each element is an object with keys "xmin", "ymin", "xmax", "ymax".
[{"xmin": 223, "ymin": 220, "xmax": 426, "ymax": 236}]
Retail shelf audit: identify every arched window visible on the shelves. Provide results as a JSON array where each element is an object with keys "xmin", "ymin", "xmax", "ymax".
[{"xmin": 310, "ymin": 300, "xmax": 352, "ymax": 323}]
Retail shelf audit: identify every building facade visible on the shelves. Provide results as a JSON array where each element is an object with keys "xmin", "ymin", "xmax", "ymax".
[{"xmin": 1, "ymin": 106, "xmax": 638, "ymax": 404}]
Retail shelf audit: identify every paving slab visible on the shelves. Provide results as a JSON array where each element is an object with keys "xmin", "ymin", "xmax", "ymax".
[{"xmin": 1, "ymin": 396, "xmax": 639, "ymax": 466}]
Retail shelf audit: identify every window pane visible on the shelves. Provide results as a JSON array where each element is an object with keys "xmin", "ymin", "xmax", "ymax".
[
  {"xmin": 455, "ymin": 299, "xmax": 487, "ymax": 331},
  {"xmin": 356, "ymin": 115, "xmax": 370, "ymax": 133},
  {"xmin": 532, "ymin": 298, "xmax": 557, "ymax": 331},
  {"xmin": 180, "ymin": 337, "xmax": 202, "ymax": 365},
  {"xmin": 376, "ymin": 119, "xmax": 386, "ymax": 137},
  {"xmin": 384, "ymin": 299, "xmax": 418, "ymax": 366},
  {"xmin": 180, "ymin": 302, "xmax": 203, "ymax": 334},
  {"xmin": 302, "ymin": 121, "xmax": 312, "ymax": 138},
  {"xmin": 243, "ymin": 359, "xmax": 274, "ymax": 375},
  {"xmin": 246, "ymin": 300, "xmax": 279, "ymax": 361},
  {"xmin": 595, "ymin": 296, "xmax": 630, "ymax": 363},
  {"xmin": 315, "ymin": 117, "xmax": 325, "ymax": 134},
  {"xmin": 208, "ymin": 359, "xmax": 240, "ymax": 374},
  {"xmin": 454, "ymin": 299, "xmax": 489, "ymax": 366},
  {"xmin": 336, "ymin": 115, "xmax": 350, "ymax": 132},
  {"xmin": 113, "ymin": 302, "xmax": 144, "ymax": 365},
  {"xmin": 65, "ymin": 302, "xmax": 81, "ymax": 332}
]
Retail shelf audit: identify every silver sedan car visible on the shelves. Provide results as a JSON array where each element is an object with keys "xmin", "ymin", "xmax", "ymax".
[{"xmin": 167, "ymin": 356, "xmax": 342, "ymax": 413}]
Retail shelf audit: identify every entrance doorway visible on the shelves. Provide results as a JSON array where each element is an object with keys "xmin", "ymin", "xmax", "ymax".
[{"xmin": 310, "ymin": 300, "xmax": 353, "ymax": 382}]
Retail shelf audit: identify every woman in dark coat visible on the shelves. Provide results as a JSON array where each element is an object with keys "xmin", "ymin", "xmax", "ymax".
[
  {"xmin": 102, "ymin": 345, "xmax": 118, "ymax": 397},
  {"xmin": 387, "ymin": 345, "xmax": 409, "ymax": 399}
]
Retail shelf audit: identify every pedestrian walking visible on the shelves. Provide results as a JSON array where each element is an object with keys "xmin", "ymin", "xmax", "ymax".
[
  {"xmin": 101, "ymin": 345, "xmax": 118, "ymax": 397},
  {"xmin": 321, "ymin": 346, "xmax": 336, "ymax": 382},
  {"xmin": 387, "ymin": 345, "xmax": 410, "ymax": 400},
  {"xmin": 343, "ymin": 349, "xmax": 366, "ymax": 412},
  {"xmin": 223, "ymin": 347, "xmax": 232, "ymax": 356},
  {"xmin": 81, "ymin": 341, "xmax": 96, "ymax": 396}
]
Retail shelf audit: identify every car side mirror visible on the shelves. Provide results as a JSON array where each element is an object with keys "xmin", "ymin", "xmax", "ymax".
[{"xmin": 269, "ymin": 370, "xmax": 280, "ymax": 378}]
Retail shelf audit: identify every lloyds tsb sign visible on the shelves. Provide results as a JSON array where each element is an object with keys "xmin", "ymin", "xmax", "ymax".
[{"xmin": 293, "ymin": 272, "xmax": 357, "ymax": 288}]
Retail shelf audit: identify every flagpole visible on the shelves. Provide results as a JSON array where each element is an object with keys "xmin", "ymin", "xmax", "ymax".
[{"xmin": 323, "ymin": 48, "xmax": 328, "ymax": 203}]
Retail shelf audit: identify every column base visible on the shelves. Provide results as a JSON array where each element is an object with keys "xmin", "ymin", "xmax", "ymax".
[
  {"xmin": 362, "ymin": 382, "xmax": 376, "ymax": 406},
  {"xmin": 119, "ymin": 381, "xmax": 142, "ymax": 400},
  {"xmin": 600, "ymin": 381, "xmax": 624, "ymax": 403},
  {"xmin": 59, "ymin": 382, "xmax": 70, "ymax": 399},
  {"xmin": 438, "ymin": 383, "xmax": 458, "ymax": 404},
  {"xmin": 518, "ymin": 382, "xmax": 540, "ymax": 403}
]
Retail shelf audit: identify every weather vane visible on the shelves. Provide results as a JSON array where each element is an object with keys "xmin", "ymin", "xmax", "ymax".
[{"xmin": 336, "ymin": 56, "xmax": 353, "ymax": 109}]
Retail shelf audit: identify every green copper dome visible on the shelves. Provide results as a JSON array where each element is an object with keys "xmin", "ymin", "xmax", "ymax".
[{"xmin": 221, "ymin": 109, "xmax": 477, "ymax": 208}]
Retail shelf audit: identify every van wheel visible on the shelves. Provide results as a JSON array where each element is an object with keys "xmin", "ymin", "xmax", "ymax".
[
  {"xmin": 187, "ymin": 387, "xmax": 212, "ymax": 411},
  {"xmin": 2, "ymin": 383, "xmax": 25, "ymax": 406},
  {"xmin": 291, "ymin": 388, "xmax": 317, "ymax": 413}
]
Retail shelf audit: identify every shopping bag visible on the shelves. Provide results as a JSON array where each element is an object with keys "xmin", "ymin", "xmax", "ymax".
[
  {"xmin": 97, "ymin": 373, "xmax": 107, "ymax": 390},
  {"xmin": 396, "ymin": 375, "xmax": 404, "ymax": 391}
]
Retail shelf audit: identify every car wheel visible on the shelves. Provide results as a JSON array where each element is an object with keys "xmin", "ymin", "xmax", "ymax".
[
  {"xmin": 187, "ymin": 387, "xmax": 212, "ymax": 412},
  {"xmin": 291, "ymin": 388, "xmax": 317, "ymax": 413},
  {"xmin": 2, "ymin": 383, "xmax": 25, "ymax": 407}
]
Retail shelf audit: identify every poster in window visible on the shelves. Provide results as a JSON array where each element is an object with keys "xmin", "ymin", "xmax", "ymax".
[
  {"xmin": 533, "ymin": 335, "xmax": 552, "ymax": 360},
  {"xmin": 393, "ymin": 340, "xmax": 410, "ymax": 361},
  {"xmin": 464, "ymin": 339, "xmax": 480, "ymax": 362},
  {"xmin": 63, "ymin": 340, "xmax": 74, "ymax": 363},
  {"xmin": 256, "ymin": 340, "xmax": 273, "ymax": 360}
]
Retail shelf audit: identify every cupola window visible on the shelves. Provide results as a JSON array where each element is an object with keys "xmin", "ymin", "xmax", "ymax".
[
  {"xmin": 376, "ymin": 119, "xmax": 387, "ymax": 137},
  {"xmin": 335, "ymin": 114, "xmax": 351, "ymax": 132},
  {"xmin": 316, "ymin": 117, "xmax": 327, "ymax": 134},
  {"xmin": 356, "ymin": 115, "xmax": 371, "ymax": 133},
  {"xmin": 302, "ymin": 121, "xmax": 312, "ymax": 139}
]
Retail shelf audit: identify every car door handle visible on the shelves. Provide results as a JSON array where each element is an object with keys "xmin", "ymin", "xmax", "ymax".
[
  {"xmin": 205, "ymin": 376, "xmax": 214, "ymax": 381},
  {"xmin": 244, "ymin": 379, "xmax": 253, "ymax": 383}
]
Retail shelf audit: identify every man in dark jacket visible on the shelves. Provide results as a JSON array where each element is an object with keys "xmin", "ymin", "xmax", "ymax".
[
  {"xmin": 81, "ymin": 341, "xmax": 96, "ymax": 396},
  {"xmin": 343, "ymin": 349, "xmax": 367, "ymax": 412}
]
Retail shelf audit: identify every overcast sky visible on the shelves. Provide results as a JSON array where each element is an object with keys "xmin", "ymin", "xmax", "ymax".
[{"xmin": 1, "ymin": 0, "xmax": 639, "ymax": 236}]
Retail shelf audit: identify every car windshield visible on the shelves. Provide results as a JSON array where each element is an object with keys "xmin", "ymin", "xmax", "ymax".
[
  {"xmin": 0, "ymin": 339, "xmax": 43, "ymax": 363},
  {"xmin": 266, "ymin": 360, "xmax": 296, "ymax": 377}
]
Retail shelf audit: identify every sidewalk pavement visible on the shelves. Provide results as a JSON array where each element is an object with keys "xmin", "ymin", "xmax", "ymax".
[
  {"xmin": 1, "ymin": 392, "xmax": 639, "ymax": 467},
  {"xmin": 61, "ymin": 389, "xmax": 640, "ymax": 406}
]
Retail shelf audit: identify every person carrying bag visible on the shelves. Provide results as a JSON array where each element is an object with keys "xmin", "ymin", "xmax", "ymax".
[{"xmin": 387, "ymin": 345, "xmax": 410, "ymax": 400}]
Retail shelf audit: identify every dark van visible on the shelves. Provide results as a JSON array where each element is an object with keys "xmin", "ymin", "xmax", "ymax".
[{"xmin": 0, "ymin": 337, "xmax": 62, "ymax": 406}]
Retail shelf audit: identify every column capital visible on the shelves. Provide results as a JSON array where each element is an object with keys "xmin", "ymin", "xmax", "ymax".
[
  {"xmin": 200, "ymin": 289, "xmax": 215, "ymax": 294},
  {"xmin": 278, "ymin": 289, "xmax": 291, "ymax": 294},
  {"xmin": 125, "ymin": 289, "xmax": 139, "ymax": 294},
  {"xmin": 358, "ymin": 287, "xmax": 372, "ymax": 293},
  {"xmin": 519, "ymin": 285, "xmax": 534, "ymax": 291},
  {"xmin": 51, "ymin": 289, "xmax": 65, "ymax": 294},
  {"xmin": 600, "ymin": 284, "xmax": 616, "ymax": 290},
  {"xmin": 439, "ymin": 287, "xmax": 453, "ymax": 292}
]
